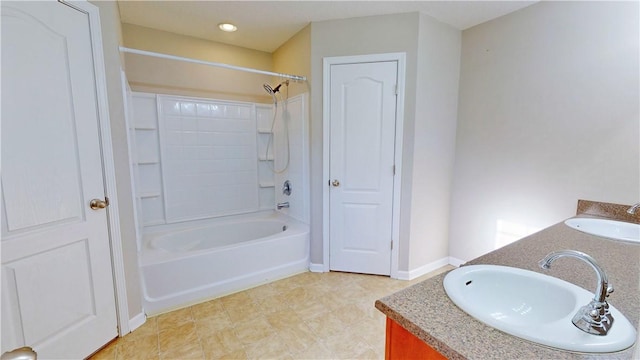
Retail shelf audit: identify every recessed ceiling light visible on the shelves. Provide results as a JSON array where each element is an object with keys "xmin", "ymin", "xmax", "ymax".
[{"xmin": 218, "ymin": 23, "xmax": 237, "ymax": 32}]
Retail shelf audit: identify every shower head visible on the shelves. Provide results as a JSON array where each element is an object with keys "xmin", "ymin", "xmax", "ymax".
[
  {"xmin": 263, "ymin": 83, "xmax": 275, "ymax": 94},
  {"xmin": 263, "ymin": 81, "xmax": 288, "ymax": 95},
  {"xmin": 263, "ymin": 83, "xmax": 281, "ymax": 94}
]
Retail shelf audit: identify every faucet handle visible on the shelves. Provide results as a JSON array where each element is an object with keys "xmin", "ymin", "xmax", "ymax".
[{"xmin": 606, "ymin": 285, "xmax": 614, "ymax": 297}]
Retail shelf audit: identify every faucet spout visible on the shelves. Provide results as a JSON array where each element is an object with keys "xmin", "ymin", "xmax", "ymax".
[
  {"xmin": 539, "ymin": 250, "xmax": 610, "ymax": 303},
  {"xmin": 539, "ymin": 250, "xmax": 614, "ymax": 336},
  {"xmin": 276, "ymin": 202, "xmax": 289, "ymax": 210},
  {"xmin": 627, "ymin": 202, "xmax": 640, "ymax": 215}
]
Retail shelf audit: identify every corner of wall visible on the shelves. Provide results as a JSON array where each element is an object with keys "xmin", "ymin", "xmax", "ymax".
[
  {"xmin": 405, "ymin": 13, "xmax": 462, "ymax": 271},
  {"xmin": 272, "ymin": 24, "xmax": 311, "ymax": 98},
  {"xmin": 89, "ymin": 0, "xmax": 144, "ymax": 327}
]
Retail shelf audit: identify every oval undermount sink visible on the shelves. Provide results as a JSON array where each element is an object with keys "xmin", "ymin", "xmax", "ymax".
[
  {"xmin": 443, "ymin": 265, "xmax": 637, "ymax": 353},
  {"xmin": 565, "ymin": 218, "xmax": 640, "ymax": 243}
]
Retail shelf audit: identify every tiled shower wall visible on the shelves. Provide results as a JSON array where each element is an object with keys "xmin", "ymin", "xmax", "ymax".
[
  {"xmin": 159, "ymin": 96, "xmax": 258, "ymax": 222},
  {"xmin": 272, "ymin": 94, "xmax": 309, "ymax": 224},
  {"xmin": 129, "ymin": 92, "xmax": 308, "ymax": 230},
  {"xmin": 130, "ymin": 93, "xmax": 309, "ymax": 226},
  {"xmin": 130, "ymin": 93, "xmax": 275, "ymax": 226}
]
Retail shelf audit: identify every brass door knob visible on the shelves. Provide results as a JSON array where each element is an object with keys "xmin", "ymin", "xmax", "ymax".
[
  {"xmin": 90, "ymin": 198, "xmax": 109, "ymax": 210},
  {"xmin": 332, "ymin": 179, "xmax": 340, "ymax": 187}
]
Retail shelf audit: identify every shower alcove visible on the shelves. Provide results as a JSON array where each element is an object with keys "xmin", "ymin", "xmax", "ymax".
[{"xmin": 125, "ymin": 91, "xmax": 310, "ymax": 315}]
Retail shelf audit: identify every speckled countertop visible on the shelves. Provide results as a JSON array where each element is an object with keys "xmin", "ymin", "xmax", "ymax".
[{"xmin": 376, "ymin": 201, "xmax": 640, "ymax": 359}]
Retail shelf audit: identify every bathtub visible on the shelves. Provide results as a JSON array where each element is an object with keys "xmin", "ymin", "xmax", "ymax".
[{"xmin": 139, "ymin": 211, "xmax": 310, "ymax": 315}]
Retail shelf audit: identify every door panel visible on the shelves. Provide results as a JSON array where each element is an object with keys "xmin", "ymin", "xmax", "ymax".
[
  {"xmin": 1, "ymin": 1, "xmax": 117, "ymax": 358},
  {"xmin": 1, "ymin": 3, "xmax": 85, "ymax": 234},
  {"xmin": 343, "ymin": 77, "xmax": 384, "ymax": 191},
  {"xmin": 329, "ymin": 61, "xmax": 398, "ymax": 275},
  {"xmin": 342, "ymin": 203, "xmax": 381, "ymax": 251},
  {"xmin": 6, "ymin": 240, "xmax": 94, "ymax": 345}
]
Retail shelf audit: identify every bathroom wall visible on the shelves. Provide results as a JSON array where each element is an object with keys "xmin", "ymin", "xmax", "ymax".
[
  {"xmin": 310, "ymin": 12, "xmax": 462, "ymax": 275},
  {"xmin": 449, "ymin": 1, "xmax": 640, "ymax": 262},
  {"xmin": 310, "ymin": 13, "xmax": 419, "ymax": 272},
  {"xmin": 130, "ymin": 94, "xmax": 286, "ymax": 228},
  {"xmin": 121, "ymin": 24, "xmax": 273, "ymax": 103},
  {"xmin": 159, "ymin": 96, "xmax": 258, "ymax": 222},
  {"xmin": 408, "ymin": 14, "xmax": 461, "ymax": 272},
  {"xmin": 272, "ymin": 25, "xmax": 311, "ymax": 98},
  {"xmin": 88, "ymin": 0, "xmax": 143, "ymax": 328},
  {"xmin": 272, "ymin": 26, "xmax": 312, "ymax": 223},
  {"xmin": 272, "ymin": 94, "xmax": 310, "ymax": 223}
]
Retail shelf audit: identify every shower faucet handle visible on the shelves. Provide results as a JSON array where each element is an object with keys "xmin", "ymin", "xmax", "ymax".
[{"xmin": 282, "ymin": 180, "xmax": 292, "ymax": 196}]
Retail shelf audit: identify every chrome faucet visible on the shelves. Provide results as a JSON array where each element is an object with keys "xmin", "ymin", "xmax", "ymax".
[
  {"xmin": 539, "ymin": 250, "xmax": 614, "ymax": 336},
  {"xmin": 276, "ymin": 201, "xmax": 289, "ymax": 210},
  {"xmin": 627, "ymin": 202, "xmax": 640, "ymax": 215}
]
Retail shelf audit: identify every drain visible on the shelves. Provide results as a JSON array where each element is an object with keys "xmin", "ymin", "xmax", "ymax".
[{"xmin": 282, "ymin": 225, "xmax": 288, "ymax": 232}]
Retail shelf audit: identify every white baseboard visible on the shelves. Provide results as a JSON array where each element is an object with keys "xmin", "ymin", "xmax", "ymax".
[
  {"xmin": 448, "ymin": 257, "xmax": 466, "ymax": 267},
  {"xmin": 309, "ymin": 263, "xmax": 325, "ymax": 273},
  {"xmin": 396, "ymin": 257, "xmax": 450, "ymax": 280},
  {"xmin": 128, "ymin": 312, "xmax": 146, "ymax": 333}
]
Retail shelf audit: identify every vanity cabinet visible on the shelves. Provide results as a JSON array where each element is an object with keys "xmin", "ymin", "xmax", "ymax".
[
  {"xmin": 377, "ymin": 201, "xmax": 640, "ymax": 359},
  {"xmin": 385, "ymin": 318, "xmax": 446, "ymax": 359}
]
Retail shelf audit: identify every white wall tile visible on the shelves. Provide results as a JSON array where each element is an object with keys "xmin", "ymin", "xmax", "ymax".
[
  {"xmin": 210, "ymin": 104, "xmax": 225, "ymax": 118},
  {"xmin": 196, "ymin": 103, "xmax": 211, "ymax": 117},
  {"xmin": 180, "ymin": 102, "xmax": 196, "ymax": 116},
  {"xmin": 274, "ymin": 94, "xmax": 308, "ymax": 223},
  {"xmin": 158, "ymin": 95, "xmax": 258, "ymax": 222},
  {"xmin": 162, "ymin": 100, "xmax": 181, "ymax": 116},
  {"xmin": 182, "ymin": 118, "xmax": 198, "ymax": 131},
  {"xmin": 132, "ymin": 94, "xmax": 310, "ymax": 225}
]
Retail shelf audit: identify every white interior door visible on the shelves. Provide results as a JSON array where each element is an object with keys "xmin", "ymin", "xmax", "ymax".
[
  {"xmin": 1, "ymin": 1, "xmax": 118, "ymax": 358},
  {"xmin": 329, "ymin": 61, "xmax": 398, "ymax": 275}
]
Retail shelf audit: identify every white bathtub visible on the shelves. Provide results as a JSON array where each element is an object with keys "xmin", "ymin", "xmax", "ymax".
[{"xmin": 140, "ymin": 211, "xmax": 310, "ymax": 315}]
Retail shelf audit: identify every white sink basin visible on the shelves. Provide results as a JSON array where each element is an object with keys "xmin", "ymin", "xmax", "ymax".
[
  {"xmin": 565, "ymin": 218, "xmax": 640, "ymax": 243},
  {"xmin": 443, "ymin": 265, "xmax": 637, "ymax": 353}
]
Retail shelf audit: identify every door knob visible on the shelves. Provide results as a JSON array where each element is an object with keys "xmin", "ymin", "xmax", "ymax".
[
  {"xmin": 332, "ymin": 179, "xmax": 340, "ymax": 187},
  {"xmin": 90, "ymin": 198, "xmax": 109, "ymax": 210}
]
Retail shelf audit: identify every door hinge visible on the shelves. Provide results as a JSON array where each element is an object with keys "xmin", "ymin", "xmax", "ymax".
[
  {"xmin": 391, "ymin": 241, "xmax": 393, "ymax": 250},
  {"xmin": 392, "ymin": 165, "xmax": 396, "ymax": 175},
  {"xmin": 394, "ymin": 84, "xmax": 398, "ymax": 96}
]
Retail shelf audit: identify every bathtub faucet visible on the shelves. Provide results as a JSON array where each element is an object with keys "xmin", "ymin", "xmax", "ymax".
[{"xmin": 277, "ymin": 202, "xmax": 289, "ymax": 210}]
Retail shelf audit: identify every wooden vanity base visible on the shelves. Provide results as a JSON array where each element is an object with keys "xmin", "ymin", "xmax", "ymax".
[{"xmin": 385, "ymin": 318, "xmax": 447, "ymax": 360}]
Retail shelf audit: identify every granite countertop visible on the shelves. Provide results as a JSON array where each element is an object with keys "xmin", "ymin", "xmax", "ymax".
[{"xmin": 376, "ymin": 202, "xmax": 640, "ymax": 359}]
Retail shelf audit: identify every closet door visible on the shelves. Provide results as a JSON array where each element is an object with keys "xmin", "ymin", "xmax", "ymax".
[
  {"xmin": 1, "ymin": 1, "xmax": 118, "ymax": 357},
  {"xmin": 328, "ymin": 61, "xmax": 398, "ymax": 275}
]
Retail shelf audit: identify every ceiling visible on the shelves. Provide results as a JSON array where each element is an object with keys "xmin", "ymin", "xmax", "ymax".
[{"xmin": 118, "ymin": 1, "xmax": 538, "ymax": 53}]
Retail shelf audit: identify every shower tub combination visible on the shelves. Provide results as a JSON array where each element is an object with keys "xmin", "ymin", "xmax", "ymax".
[{"xmin": 139, "ymin": 211, "xmax": 309, "ymax": 315}]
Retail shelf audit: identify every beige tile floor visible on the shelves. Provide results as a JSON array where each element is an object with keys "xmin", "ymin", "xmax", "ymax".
[{"xmin": 91, "ymin": 266, "xmax": 453, "ymax": 360}]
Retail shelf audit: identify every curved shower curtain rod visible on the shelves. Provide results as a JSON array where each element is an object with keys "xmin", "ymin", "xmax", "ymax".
[{"xmin": 119, "ymin": 46, "xmax": 307, "ymax": 82}]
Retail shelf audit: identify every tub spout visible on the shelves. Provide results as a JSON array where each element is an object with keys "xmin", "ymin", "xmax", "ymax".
[{"xmin": 277, "ymin": 202, "xmax": 289, "ymax": 210}]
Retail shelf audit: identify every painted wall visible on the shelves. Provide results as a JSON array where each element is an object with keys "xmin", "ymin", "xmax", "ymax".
[
  {"xmin": 310, "ymin": 13, "xmax": 461, "ymax": 274},
  {"xmin": 272, "ymin": 25, "xmax": 311, "ymax": 98},
  {"xmin": 407, "ymin": 14, "xmax": 461, "ymax": 271},
  {"xmin": 89, "ymin": 0, "xmax": 143, "ymax": 326},
  {"xmin": 449, "ymin": 1, "xmax": 640, "ymax": 262},
  {"xmin": 310, "ymin": 13, "xmax": 419, "ymax": 271},
  {"xmin": 121, "ymin": 24, "xmax": 273, "ymax": 102}
]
